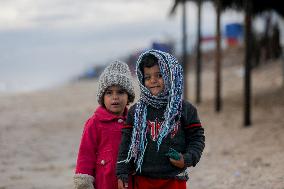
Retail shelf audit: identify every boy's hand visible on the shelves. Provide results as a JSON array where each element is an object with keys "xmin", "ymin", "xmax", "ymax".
[
  {"xmin": 118, "ymin": 179, "xmax": 128, "ymax": 189},
  {"xmin": 169, "ymin": 153, "xmax": 185, "ymax": 169}
]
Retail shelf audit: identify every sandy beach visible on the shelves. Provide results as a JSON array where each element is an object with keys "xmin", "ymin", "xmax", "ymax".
[{"xmin": 0, "ymin": 49, "xmax": 284, "ymax": 189}]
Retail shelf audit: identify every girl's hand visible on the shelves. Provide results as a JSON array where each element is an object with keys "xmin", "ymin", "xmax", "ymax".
[
  {"xmin": 169, "ymin": 153, "xmax": 185, "ymax": 169},
  {"xmin": 118, "ymin": 179, "xmax": 128, "ymax": 189}
]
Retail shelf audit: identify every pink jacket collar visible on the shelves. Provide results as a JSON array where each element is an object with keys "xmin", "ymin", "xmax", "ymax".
[{"xmin": 94, "ymin": 105, "xmax": 127, "ymax": 121}]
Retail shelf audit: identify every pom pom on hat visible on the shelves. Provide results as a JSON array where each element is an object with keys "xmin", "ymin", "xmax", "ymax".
[{"xmin": 97, "ymin": 60, "xmax": 135, "ymax": 105}]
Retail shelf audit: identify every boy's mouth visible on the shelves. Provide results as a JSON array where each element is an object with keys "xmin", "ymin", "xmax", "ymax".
[{"xmin": 150, "ymin": 86, "xmax": 160, "ymax": 89}]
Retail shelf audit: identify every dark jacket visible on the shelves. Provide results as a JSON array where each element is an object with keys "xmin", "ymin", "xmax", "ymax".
[{"xmin": 116, "ymin": 100, "xmax": 205, "ymax": 182}]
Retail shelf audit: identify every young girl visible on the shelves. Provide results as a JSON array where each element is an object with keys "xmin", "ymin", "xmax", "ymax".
[
  {"xmin": 117, "ymin": 50, "xmax": 205, "ymax": 189},
  {"xmin": 74, "ymin": 61, "xmax": 135, "ymax": 189}
]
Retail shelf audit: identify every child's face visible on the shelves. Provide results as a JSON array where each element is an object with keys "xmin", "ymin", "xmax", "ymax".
[
  {"xmin": 143, "ymin": 65, "xmax": 165, "ymax": 96},
  {"xmin": 103, "ymin": 85, "xmax": 128, "ymax": 116}
]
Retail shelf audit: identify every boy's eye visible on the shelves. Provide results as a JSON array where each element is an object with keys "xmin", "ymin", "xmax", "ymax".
[
  {"xmin": 144, "ymin": 76, "xmax": 150, "ymax": 81},
  {"xmin": 105, "ymin": 91, "xmax": 112, "ymax": 95},
  {"xmin": 158, "ymin": 73, "xmax": 163, "ymax": 78}
]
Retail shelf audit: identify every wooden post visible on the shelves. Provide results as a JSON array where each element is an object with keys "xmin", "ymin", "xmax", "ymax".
[
  {"xmin": 244, "ymin": 0, "xmax": 252, "ymax": 126},
  {"xmin": 196, "ymin": 0, "xmax": 202, "ymax": 104},
  {"xmin": 282, "ymin": 58, "xmax": 284, "ymax": 87},
  {"xmin": 215, "ymin": 0, "xmax": 222, "ymax": 112},
  {"xmin": 182, "ymin": 0, "xmax": 188, "ymax": 99}
]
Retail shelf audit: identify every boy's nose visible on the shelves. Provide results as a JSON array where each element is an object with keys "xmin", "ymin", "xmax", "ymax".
[{"xmin": 150, "ymin": 77, "xmax": 157, "ymax": 84}]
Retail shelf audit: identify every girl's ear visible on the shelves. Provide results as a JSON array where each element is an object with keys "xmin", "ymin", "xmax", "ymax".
[
  {"xmin": 127, "ymin": 95, "xmax": 131, "ymax": 105},
  {"xmin": 126, "ymin": 93, "xmax": 130, "ymax": 105},
  {"xmin": 101, "ymin": 99, "xmax": 106, "ymax": 107}
]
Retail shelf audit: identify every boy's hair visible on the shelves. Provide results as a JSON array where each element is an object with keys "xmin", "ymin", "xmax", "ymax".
[
  {"xmin": 97, "ymin": 61, "xmax": 135, "ymax": 105},
  {"xmin": 139, "ymin": 54, "xmax": 159, "ymax": 82},
  {"xmin": 140, "ymin": 54, "xmax": 159, "ymax": 68}
]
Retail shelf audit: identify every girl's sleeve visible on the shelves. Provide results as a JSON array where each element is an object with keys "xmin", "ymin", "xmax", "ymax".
[
  {"xmin": 116, "ymin": 105, "xmax": 135, "ymax": 183},
  {"xmin": 182, "ymin": 101, "xmax": 205, "ymax": 167},
  {"xmin": 75, "ymin": 117, "xmax": 98, "ymax": 177}
]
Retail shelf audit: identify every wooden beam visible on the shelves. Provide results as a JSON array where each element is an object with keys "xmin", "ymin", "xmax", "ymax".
[
  {"xmin": 244, "ymin": 0, "xmax": 252, "ymax": 126},
  {"xmin": 169, "ymin": 0, "xmax": 179, "ymax": 15},
  {"xmin": 182, "ymin": 0, "xmax": 189, "ymax": 99},
  {"xmin": 196, "ymin": 0, "xmax": 202, "ymax": 104},
  {"xmin": 215, "ymin": 0, "xmax": 222, "ymax": 112}
]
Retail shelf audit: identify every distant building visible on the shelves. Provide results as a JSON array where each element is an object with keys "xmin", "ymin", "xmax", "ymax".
[
  {"xmin": 125, "ymin": 51, "xmax": 143, "ymax": 75},
  {"xmin": 78, "ymin": 64, "xmax": 106, "ymax": 80},
  {"xmin": 225, "ymin": 23, "xmax": 243, "ymax": 47},
  {"xmin": 125, "ymin": 41, "xmax": 175, "ymax": 75},
  {"xmin": 151, "ymin": 41, "xmax": 174, "ymax": 54}
]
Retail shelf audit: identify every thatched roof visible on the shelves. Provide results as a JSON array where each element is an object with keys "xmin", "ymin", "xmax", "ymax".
[
  {"xmin": 170, "ymin": 0, "xmax": 284, "ymax": 17},
  {"xmin": 219, "ymin": 0, "xmax": 284, "ymax": 17}
]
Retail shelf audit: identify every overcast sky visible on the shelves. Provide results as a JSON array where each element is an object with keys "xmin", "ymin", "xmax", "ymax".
[
  {"xmin": 0, "ymin": 0, "xmax": 245, "ymax": 92},
  {"xmin": 0, "ymin": 0, "xmax": 245, "ymax": 62}
]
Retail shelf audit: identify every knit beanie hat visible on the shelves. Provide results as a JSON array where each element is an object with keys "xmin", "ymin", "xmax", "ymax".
[{"xmin": 97, "ymin": 60, "xmax": 135, "ymax": 105}]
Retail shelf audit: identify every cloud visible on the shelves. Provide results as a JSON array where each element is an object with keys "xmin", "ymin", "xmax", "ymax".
[
  {"xmin": 0, "ymin": 0, "xmax": 246, "ymax": 93},
  {"xmin": 0, "ymin": 0, "xmax": 177, "ymax": 30},
  {"xmin": 0, "ymin": 0, "xmax": 225, "ymax": 67}
]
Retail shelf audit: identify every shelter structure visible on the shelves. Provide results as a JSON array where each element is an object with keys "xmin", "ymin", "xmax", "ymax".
[{"xmin": 170, "ymin": 0, "xmax": 284, "ymax": 126}]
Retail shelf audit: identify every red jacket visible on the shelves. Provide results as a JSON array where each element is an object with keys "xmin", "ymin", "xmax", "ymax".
[{"xmin": 75, "ymin": 105, "xmax": 127, "ymax": 189}]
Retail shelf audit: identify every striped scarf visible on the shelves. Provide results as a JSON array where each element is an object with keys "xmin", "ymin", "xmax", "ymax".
[{"xmin": 125, "ymin": 49, "xmax": 184, "ymax": 172}]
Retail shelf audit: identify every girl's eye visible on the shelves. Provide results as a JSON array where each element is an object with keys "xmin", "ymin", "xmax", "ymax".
[
  {"xmin": 105, "ymin": 91, "xmax": 112, "ymax": 95},
  {"xmin": 158, "ymin": 73, "xmax": 163, "ymax": 78},
  {"xmin": 118, "ymin": 90, "xmax": 126, "ymax": 95}
]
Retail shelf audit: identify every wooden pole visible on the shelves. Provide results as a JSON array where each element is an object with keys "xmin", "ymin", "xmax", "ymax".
[
  {"xmin": 282, "ymin": 59, "xmax": 284, "ymax": 87},
  {"xmin": 215, "ymin": 0, "xmax": 222, "ymax": 112},
  {"xmin": 196, "ymin": 0, "xmax": 202, "ymax": 104},
  {"xmin": 244, "ymin": 0, "xmax": 252, "ymax": 126},
  {"xmin": 182, "ymin": 0, "xmax": 188, "ymax": 99}
]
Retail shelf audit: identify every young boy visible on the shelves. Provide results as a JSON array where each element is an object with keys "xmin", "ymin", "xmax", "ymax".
[
  {"xmin": 116, "ymin": 49, "xmax": 205, "ymax": 189},
  {"xmin": 74, "ymin": 61, "xmax": 135, "ymax": 189}
]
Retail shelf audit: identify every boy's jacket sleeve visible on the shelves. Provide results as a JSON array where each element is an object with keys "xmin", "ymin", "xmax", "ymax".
[
  {"xmin": 181, "ymin": 100, "xmax": 205, "ymax": 167},
  {"xmin": 116, "ymin": 105, "xmax": 136, "ymax": 183}
]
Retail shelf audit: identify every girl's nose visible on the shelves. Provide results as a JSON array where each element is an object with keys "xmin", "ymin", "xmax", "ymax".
[{"xmin": 112, "ymin": 93, "xmax": 119, "ymax": 99}]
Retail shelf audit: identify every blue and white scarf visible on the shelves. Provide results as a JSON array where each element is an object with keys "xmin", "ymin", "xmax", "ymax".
[{"xmin": 125, "ymin": 49, "xmax": 184, "ymax": 172}]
